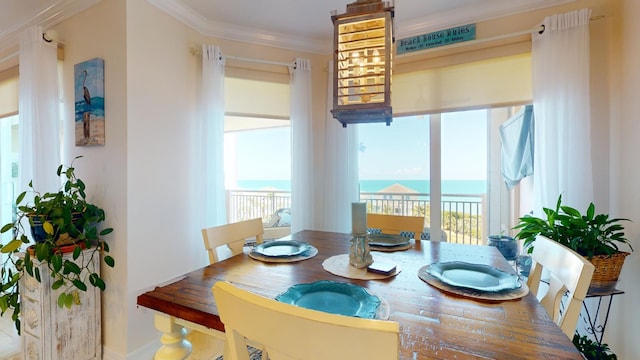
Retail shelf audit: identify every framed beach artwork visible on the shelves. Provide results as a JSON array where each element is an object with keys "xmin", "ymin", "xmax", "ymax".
[{"xmin": 74, "ymin": 58, "xmax": 105, "ymax": 146}]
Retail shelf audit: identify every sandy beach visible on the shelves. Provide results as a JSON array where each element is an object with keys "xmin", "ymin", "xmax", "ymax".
[{"xmin": 75, "ymin": 117, "xmax": 105, "ymax": 146}]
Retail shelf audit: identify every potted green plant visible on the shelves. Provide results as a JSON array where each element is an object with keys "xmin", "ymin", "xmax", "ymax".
[
  {"xmin": 0, "ymin": 156, "xmax": 115, "ymax": 334},
  {"xmin": 573, "ymin": 333, "xmax": 618, "ymax": 360},
  {"xmin": 514, "ymin": 194, "xmax": 632, "ymax": 290}
]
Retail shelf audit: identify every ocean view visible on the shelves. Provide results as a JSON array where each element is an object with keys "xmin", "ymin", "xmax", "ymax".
[{"xmin": 233, "ymin": 179, "xmax": 487, "ymax": 195}]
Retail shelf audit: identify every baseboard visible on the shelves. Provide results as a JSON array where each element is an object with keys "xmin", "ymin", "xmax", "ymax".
[{"xmin": 102, "ymin": 340, "xmax": 158, "ymax": 360}]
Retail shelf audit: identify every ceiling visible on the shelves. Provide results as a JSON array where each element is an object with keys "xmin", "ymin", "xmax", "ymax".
[{"xmin": 1, "ymin": 0, "xmax": 574, "ymax": 57}]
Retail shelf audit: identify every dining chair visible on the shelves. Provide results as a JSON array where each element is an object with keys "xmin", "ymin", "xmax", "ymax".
[
  {"xmin": 367, "ymin": 213, "xmax": 425, "ymax": 241},
  {"xmin": 202, "ymin": 218, "xmax": 265, "ymax": 264},
  {"xmin": 198, "ymin": 218, "xmax": 266, "ymax": 357},
  {"xmin": 213, "ymin": 281, "xmax": 400, "ymax": 360},
  {"xmin": 526, "ymin": 235, "xmax": 595, "ymax": 338}
]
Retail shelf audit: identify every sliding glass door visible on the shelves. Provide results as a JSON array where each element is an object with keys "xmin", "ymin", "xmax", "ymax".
[{"xmin": 357, "ymin": 106, "xmax": 524, "ymax": 245}]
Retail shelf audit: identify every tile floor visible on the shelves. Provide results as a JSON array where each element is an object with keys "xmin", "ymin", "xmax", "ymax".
[{"xmin": 0, "ymin": 311, "xmax": 20, "ymax": 360}]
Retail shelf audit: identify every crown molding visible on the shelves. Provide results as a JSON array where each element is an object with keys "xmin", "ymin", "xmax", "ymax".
[
  {"xmin": 0, "ymin": 0, "xmax": 101, "ymax": 56},
  {"xmin": 397, "ymin": 0, "xmax": 576, "ymax": 38},
  {"xmin": 152, "ymin": 0, "xmax": 576, "ymax": 55},
  {"xmin": 147, "ymin": 0, "xmax": 332, "ymax": 54}
]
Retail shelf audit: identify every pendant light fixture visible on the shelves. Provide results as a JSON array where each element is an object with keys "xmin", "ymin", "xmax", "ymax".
[{"xmin": 331, "ymin": 0, "xmax": 395, "ymax": 127}]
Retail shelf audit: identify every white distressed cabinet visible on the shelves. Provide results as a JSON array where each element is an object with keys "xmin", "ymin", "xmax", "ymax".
[{"xmin": 20, "ymin": 248, "xmax": 102, "ymax": 360}]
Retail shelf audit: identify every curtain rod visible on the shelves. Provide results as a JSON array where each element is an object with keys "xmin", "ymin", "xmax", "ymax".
[
  {"xmin": 190, "ymin": 47, "xmax": 294, "ymax": 68},
  {"xmin": 398, "ymin": 15, "xmax": 604, "ymax": 58},
  {"xmin": 397, "ymin": 26, "xmax": 539, "ymax": 58}
]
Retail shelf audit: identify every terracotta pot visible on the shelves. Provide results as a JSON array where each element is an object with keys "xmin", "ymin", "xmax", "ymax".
[{"xmin": 26, "ymin": 241, "xmax": 87, "ymax": 256}]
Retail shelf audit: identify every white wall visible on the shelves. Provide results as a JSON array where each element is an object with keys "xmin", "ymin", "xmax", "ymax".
[
  {"xmin": 125, "ymin": 0, "xmax": 210, "ymax": 353},
  {"xmin": 609, "ymin": 0, "xmax": 640, "ymax": 357},
  {"xmin": 53, "ymin": 0, "xmax": 129, "ymax": 356}
]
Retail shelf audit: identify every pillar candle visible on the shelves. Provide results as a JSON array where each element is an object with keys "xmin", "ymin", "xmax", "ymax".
[{"xmin": 352, "ymin": 202, "xmax": 367, "ymax": 234}]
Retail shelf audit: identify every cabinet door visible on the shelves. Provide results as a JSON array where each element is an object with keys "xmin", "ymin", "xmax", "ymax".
[{"xmin": 21, "ymin": 249, "xmax": 102, "ymax": 360}]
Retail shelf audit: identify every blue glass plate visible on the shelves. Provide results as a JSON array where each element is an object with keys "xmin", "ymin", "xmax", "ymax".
[
  {"xmin": 253, "ymin": 240, "xmax": 311, "ymax": 257},
  {"xmin": 275, "ymin": 280, "xmax": 381, "ymax": 318},
  {"xmin": 425, "ymin": 261, "xmax": 521, "ymax": 292},
  {"xmin": 368, "ymin": 233, "xmax": 410, "ymax": 247}
]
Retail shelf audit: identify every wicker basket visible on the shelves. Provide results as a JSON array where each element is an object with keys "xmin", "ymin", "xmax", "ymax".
[{"xmin": 588, "ymin": 251, "xmax": 630, "ymax": 291}]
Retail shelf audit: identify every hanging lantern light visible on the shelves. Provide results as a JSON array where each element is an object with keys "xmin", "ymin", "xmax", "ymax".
[{"xmin": 331, "ymin": 0, "xmax": 394, "ymax": 127}]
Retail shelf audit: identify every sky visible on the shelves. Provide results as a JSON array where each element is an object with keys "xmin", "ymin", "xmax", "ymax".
[
  {"xmin": 224, "ymin": 109, "xmax": 488, "ymax": 183},
  {"xmin": 357, "ymin": 109, "xmax": 487, "ymax": 180}
]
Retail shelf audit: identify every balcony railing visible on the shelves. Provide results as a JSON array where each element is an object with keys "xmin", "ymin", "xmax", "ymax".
[{"xmin": 226, "ymin": 190, "xmax": 486, "ymax": 245}]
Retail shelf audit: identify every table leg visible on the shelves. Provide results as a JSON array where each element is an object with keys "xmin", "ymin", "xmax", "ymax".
[{"xmin": 153, "ymin": 314, "xmax": 192, "ymax": 360}]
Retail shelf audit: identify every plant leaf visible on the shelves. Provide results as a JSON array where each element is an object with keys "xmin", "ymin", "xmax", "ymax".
[
  {"xmin": 63, "ymin": 261, "xmax": 81, "ymax": 275},
  {"xmin": 57, "ymin": 293, "xmax": 66, "ymax": 308},
  {"xmin": 43, "ymin": 221, "xmax": 54, "ymax": 235},
  {"xmin": 51, "ymin": 279, "xmax": 64, "ymax": 290},
  {"xmin": 104, "ymin": 256, "xmax": 115, "ymax": 267},
  {"xmin": 72, "ymin": 279, "xmax": 87, "ymax": 291},
  {"xmin": 72, "ymin": 246, "xmax": 81, "ymax": 260},
  {"xmin": 0, "ymin": 239, "xmax": 22, "ymax": 253},
  {"xmin": 1, "ymin": 223, "xmax": 14, "ymax": 234},
  {"xmin": 51, "ymin": 254, "xmax": 63, "ymax": 273},
  {"xmin": 90, "ymin": 273, "xmax": 106, "ymax": 291}
]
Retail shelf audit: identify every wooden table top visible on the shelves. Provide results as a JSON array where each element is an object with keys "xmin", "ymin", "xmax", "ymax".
[{"xmin": 137, "ymin": 230, "xmax": 582, "ymax": 359}]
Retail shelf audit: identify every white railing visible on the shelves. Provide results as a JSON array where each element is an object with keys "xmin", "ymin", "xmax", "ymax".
[{"xmin": 227, "ymin": 190, "xmax": 486, "ymax": 245}]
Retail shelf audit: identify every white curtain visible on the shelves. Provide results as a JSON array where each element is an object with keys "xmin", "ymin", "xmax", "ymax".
[
  {"xmin": 290, "ymin": 58, "xmax": 314, "ymax": 232},
  {"xmin": 531, "ymin": 8, "xmax": 593, "ymax": 213},
  {"xmin": 199, "ymin": 44, "xmax": 227, "ymax": 227},
  {"xmin": 18, "ymin": 25, "xmax": 61, "ymax": 196},
  {"xmin": 322, "ymin": 60, "xmax": 360, "ymax": 233}
]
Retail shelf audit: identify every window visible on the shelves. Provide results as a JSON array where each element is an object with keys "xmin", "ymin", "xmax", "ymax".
[
  {"xmin": 0, "ymin": 114, "xmax": 18, "ymax": 245},
  {"xmin": 223, "ymin": 77, "xmax": 291, "ymax": 224},
  {"xmin": 358, "ymin": 106, "xmax": 522, "ymax": 244}
]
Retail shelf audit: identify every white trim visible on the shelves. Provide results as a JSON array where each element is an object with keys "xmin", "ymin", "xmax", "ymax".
[
  {"xmin": 0, "ymin": 51, "xmax": 18, "ymax": 65},
  {"xmin": 0, "ymin": 0, "xmax": 100, "ymax": 55},
  {"xmin": 104, "ymin": 339, "xmax": 159, "ymax": 360},
  {"xmin": 396, "ymin": 0, "xmax": 575, "ymax": 39},
  {"xmin": 225, "ymin": 54, "xmax": 294, "ymax": 68},
  {"xmin": 149, "ymin": 0, "xmax": 331, "ymax": 54},
  {"xmin": 150, "ymin": 0, "xmax": 576, "ymax": 54}
]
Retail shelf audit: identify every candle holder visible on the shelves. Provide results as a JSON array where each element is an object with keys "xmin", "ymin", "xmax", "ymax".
[{"xmin": 349, "ymin": 233, "xmax": 373, "ymax": 268}]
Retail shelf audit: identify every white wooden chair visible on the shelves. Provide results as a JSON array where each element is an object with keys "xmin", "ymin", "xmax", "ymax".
[
  {"xmin": 194, "ymin": 218, "xmax": 266, "ymax": 358},
  {"xmin": 213, "ymin": 281, "xmax": 400, "ymax": 360},
  {"xmin": 366, "ymin": 213, "xmax": 425, "ymax": 241},
  {"xmin": 202, "ymin": 218, "xmax": 264, "ymax": 264},
  {"xmin": 526, "ymin": 235, "xmax": 595, "ymax": 338}
]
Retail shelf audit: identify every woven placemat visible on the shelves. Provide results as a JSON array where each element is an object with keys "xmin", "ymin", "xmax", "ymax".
[
  {"xmin": 418, "ymin": 264, "xmax": 529, "ymax": 301},
  {"xmin": 322, "ymin": 254, "xmax": 401, "ymax": 280}
]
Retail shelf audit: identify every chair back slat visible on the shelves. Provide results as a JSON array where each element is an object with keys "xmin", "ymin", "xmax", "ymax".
[
  {"xmin": 213, "ymin": 281, "xmax": 400, "ymax": 360},
  {"xmin": 527, "ymin": 235, "xmax": 594, "ymax": 338},
  {"xmin": 367, "ymin": 213, "xmax": 424, "ymax": 241},
  {"xmin": 202, "ymin": 218, "xmax": 264, "ymax": 264}
]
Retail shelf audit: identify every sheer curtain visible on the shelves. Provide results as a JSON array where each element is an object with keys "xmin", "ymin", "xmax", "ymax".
[
  {"xmin": 18, "ymin": 25, "xmax": 61, "ymax": 195},
  {"xmin": 322, "ymin": 60, "xmax": 360, "ymax": 233},
  {"xmin": 290, "ymin": 58, "xmax": 314, "ymax": 232},
  {"xmin": 531, "ymin": 8, "xmax": 593, "ymax": 213},
  {"xmin": 198, "ymin": 44, "xmax": 227, "ymax": 227}
]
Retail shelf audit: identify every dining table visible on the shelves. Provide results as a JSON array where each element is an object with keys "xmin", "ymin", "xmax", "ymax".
[{"xmin": 137, "ymin": 230, "xmax": 583, "ymax": 359}]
